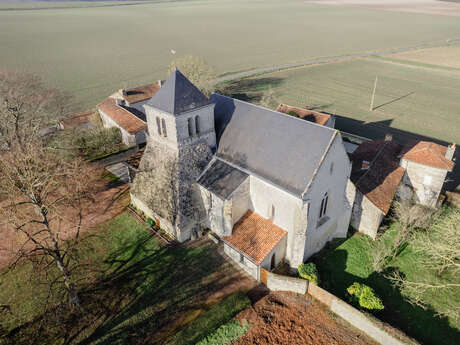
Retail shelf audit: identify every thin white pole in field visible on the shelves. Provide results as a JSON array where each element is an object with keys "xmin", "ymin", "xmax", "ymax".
[{"xmin": 370, "ymin": 76, "xmax": 378, "ymax": 111}]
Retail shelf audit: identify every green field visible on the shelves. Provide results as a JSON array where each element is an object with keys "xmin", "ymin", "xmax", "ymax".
[
  {"xmin": 221, "ymin": 56, "xmax": 460, "ymax": 145},
  {"xmin": 2, "ymin": 0, "xmax": 460, "ymax": 111}
]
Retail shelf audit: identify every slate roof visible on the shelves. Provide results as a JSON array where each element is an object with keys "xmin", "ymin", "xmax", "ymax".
[
  {"xmin": 276, "ymin": 104, "xmax": 332, "ymax": 126},
  {"xmin": 97, "ymin": 98, "xmax": 147, "ymax": 134},
  {"xmin": 121, "ymin": 82, "xmax": 161, "ymax": 104},
  {"xmin": 210, "ymin": 94, "xmax": 337, "ymax": 197},
  {"xmin": 147, "ymin": 69, "xmax": 210, "ymax": 115},
  {"xmin": 197, "ymin": 159, "xmax": 249, "ymax": 200},
  {"xmin": 400, "ymin": 141, "xmax": 454, "ymax": 171},
  {"xmin": 351, "ymin": 140, "xmax": 405, "ymax": 214},
  {"xmin": 222, "ymin": 211, "xmax": 287, "ymax": 265}
]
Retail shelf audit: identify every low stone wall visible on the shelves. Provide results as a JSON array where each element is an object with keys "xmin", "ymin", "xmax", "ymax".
[
  {"xmin": 307, "ymin": 284, "xmax": 405, "ymax": 345},
  {"xmin": 267, "ymin": 272, "xmax": 307, "ymax": 295},
  {"xmin": 92, "ymin": 146, "xmax": 139, "ymax": 166}
]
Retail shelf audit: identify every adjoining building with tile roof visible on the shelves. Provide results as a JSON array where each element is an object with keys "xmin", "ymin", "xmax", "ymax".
[
  {"xmin": 97, "ymin": 81, "xmax": 162, "ymax": 146},
  {"xmin": 398, "ymin": 141, "xmax": 455, "ymax": 208},
  {"xmin": 349, "ymin": 135, "xmax": 456, "ymax": 238},
  {"xmin": 276, "ymin": 104, "xmax": 335, "ymax": 128},
  {"xmin": 131, "ymin": 70, "xmax": 354, "ymax": 280}
]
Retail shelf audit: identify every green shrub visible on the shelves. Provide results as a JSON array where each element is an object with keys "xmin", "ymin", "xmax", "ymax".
[
  {"xmin": 145, "ymin": 217, "xmax": 155, "ymax": 228},
  {"xmin": 167, "ymin": 291, "xmax": 251, "ymax": 345},
  {"xmin": 298, "ymin": 262, "xmax": 320, "ymax": 285},
  {"xmin": 347, "ymin": 282, "xmax": 384, "ymax": 311},
  {"xmin": 197, "ymin": 320, "xmax": 251, "ymax": 345}
]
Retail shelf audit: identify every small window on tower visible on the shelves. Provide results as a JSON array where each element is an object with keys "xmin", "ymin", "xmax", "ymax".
[
  {"xmin": 162, "ymin": 118, "xmax": 167, "ymax": 137},
  {"xmin": 195, "ymin": 116, "xmax": 200, "ymax": 135},
  {"xmin": 156, "ymin": 117, "xmax": 161, "ymax": 136},
  {"xmin": 330, "ymin": 162, "xmax": 334, "ymax": 175},
  {"xmin": 187, "ymin": 118, "xmax": 193, "ymax": 137}
]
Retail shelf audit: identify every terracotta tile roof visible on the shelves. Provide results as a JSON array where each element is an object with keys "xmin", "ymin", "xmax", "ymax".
[
  {"xmin": 276, "ymin": 104, "xmax": 331, "ymax": 126},
  {"xmin": 400, "ymin": 141, "xmax": 454, "ymax": 171},
  {"xmin": 222, "ymin": 211, "xmax": 287, "ymax": 265},
  {"xmin": 97, "ymin": 98, "xmax": 147, "ymax": 134},
  {"xmin": 121, "ymin": 82, "xmax": 161, "ymax": 104},
  {"xmin": 351, "ymin": 140, "xmax": 405, "ymax": 214}
]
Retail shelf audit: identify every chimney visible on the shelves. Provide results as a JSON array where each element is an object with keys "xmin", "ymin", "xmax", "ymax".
[
  {"xmin": 158, "ymin": 79, "xmax": 162, "ymax": 87},
  {"xmin": 384, "ymin": 133, "xmax": 393, "ymax": 142},
  {"xmin": 119, "ymin": 89, "xmax": 127, "ymax": 96},
  {"xmin": 115, "ymin": 98, "xmax": 124, "ymax": 106},
  {"xmin": 361, "ymin": 160, "xmax": 370, "ymax": 170},
  {"xmin": 445, "ymin": 143, "xmax": 456, "ymax": 161}
]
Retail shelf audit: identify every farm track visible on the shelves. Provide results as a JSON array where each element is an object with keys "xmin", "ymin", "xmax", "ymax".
[{"xmin": 217, "ymin": 39, "xmax": 460, "ymax": 83}]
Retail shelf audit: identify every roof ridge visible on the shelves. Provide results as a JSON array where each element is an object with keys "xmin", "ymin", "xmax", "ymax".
[{"xmin": 212, "ymin": 93, "xmax": 336, "ymax": 133}]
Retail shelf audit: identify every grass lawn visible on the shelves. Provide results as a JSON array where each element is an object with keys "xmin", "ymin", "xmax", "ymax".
[
  {"xmin": 219, "ymin": 56, "xmax": 460, "ymax": 145},
  {"xmin": 314, "ymin": 224, "xmax": 460, "ymax": 345},
  {"xmin": 2, "ymin": 0, "xmax": 460, "ymax": 111},
  {"xmin": 0, "ymin": 213, "xmax": 253, "ymax": 345}
]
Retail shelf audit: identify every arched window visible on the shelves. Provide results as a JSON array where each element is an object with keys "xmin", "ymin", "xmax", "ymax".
[
  {"xmin": 156, "ymin": 117, "xmax": 161, "ymax": 136},
  {"xmin": 319, "ymin": 192, "xmax": 329, "ymax": 219},
  {"xmin": 187, "ymin": 118, "xmax": 193, "ymax": 137},
  {"xmin": 161, "ymin": 118, "xmax": 167, "ymax": 137},
  {"xmin": 195, "ymin": 116, "xmax": 200, "ymax": 135}
]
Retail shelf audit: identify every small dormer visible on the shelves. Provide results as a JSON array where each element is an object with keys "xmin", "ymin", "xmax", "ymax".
[{"xmin": 143, "ymin": 69, "xmax": 216, "ymax": 149}]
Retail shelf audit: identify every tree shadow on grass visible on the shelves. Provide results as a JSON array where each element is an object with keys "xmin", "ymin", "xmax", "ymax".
[
  {"xmin": 4, "ymin": 233, "xmax": 244, "ymax": 345},
  {"xmin": 217, "ymin": 77, "xmax": 284, "ymax": 103},
  {"xmin": 315, "ymin": 249, "xmax": 460, "ymax": 345}
]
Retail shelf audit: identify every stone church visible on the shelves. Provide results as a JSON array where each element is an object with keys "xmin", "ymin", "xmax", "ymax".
[{"xmin": 130, "ymin": 69, "xmax": 354, "ymax": 280}]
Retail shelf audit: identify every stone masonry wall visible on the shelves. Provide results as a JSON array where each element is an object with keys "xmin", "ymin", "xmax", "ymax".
[
  {"xmin": 350, "ymin": 189, "xmax": 384, "ymax": 239},
  {"xmin": 399, "ymin": 159, "xmax": 448, "ymax": 207}
]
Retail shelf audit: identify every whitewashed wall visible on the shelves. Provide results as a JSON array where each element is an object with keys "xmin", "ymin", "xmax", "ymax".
[
  {"xmin": 350, "ymin": 189, "xmax": 384, "ymax": 239},
  {"xmin": 399, "ymin": 159, "xmax": 448, "ymax": 207},
  {"xmin": 224, "ymin": 243, "xmax": 259, "ymax": 279},
  {"xmin": 303, "ymin": 134, "xmax": 352, "ymax": 259},
  {"xmin": 260, "ymin": 235, "xmax": 287, "ymax": 271}
]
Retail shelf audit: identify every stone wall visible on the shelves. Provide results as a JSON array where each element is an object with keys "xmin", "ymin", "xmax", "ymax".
[
  {"xmin": 144, "ymin": 103, "xmax": 216, "ymax": 150},
  {"xmin": 350, "ymin": 189, "xmax": 384, "ymax": 239},
  {"xmin": 260, "ymin": 236, "xmax": 287, "ymax": 271},
  {"xmin": 398, "ymin": 159, "xmax": 448, "ymax": 207},
  {"xmin": 307, "ymin": 284, "xmax": 405, "ymax": 345},
  {"xmin": 230, "ymin": 177, "xmax": 250, "ymax": 225},
  {"xmin": 223, "ymin": 243, "xmax": 259, "ymax": 279},
  {"xmin": 98, "ymin": 108, "xmax": 138, "ymax": 146},
  {"xmin": 267, "ymin": 272, "xmax": 307, "ymax": 294}
]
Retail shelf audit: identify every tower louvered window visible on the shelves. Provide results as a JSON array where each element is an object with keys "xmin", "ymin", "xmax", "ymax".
[
  {"xmin": 195, "ymin": 116, "xmax": 200, "ymax": 135},
  {"xmin": 162, "ymin": 119, "xmax": 167, "ymax": 137},
  {"xmin": 156, "ymin": 117, "xmax": 161, "ymax": 136}
]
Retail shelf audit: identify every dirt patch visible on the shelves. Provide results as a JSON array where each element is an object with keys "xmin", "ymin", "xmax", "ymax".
[
  {"xmin": 234, "ymin": 291, "xmax": 379, "ymax": 345},
  {"xmin": 0, "ymin": 168, "xmax": 129, "ymax": 269}
]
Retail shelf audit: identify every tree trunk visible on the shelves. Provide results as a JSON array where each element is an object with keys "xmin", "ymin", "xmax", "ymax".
[{"xmin": 54, "ymin": 253, "xmax": 81, "ymax": 309}]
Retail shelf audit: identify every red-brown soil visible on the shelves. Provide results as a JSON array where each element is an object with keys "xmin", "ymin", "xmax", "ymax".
[
  {"xmin": 234, "ymin": 291, "xmax": 379, "ymax": 345},
  {"xmin": 0, "ymin": 169, "xmax": 129, "ymax": 269}
]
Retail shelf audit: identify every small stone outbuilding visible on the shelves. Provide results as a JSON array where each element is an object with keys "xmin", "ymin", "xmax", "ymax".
[{"xmin": 97, "ymin": 81, "xmax": 161, "ymax": 146}]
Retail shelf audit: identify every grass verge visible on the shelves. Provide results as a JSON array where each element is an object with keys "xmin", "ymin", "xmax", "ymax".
[{"xmin": 315, "ymin": 223, "xmax": 460, "ymax": 345}]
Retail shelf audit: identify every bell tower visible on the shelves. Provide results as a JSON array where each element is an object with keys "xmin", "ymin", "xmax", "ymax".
[{"xmin": 131, "ymin": 70, "xmax": 215, "ymax": 242}]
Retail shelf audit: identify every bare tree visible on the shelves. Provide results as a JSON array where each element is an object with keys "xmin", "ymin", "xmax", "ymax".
[
  {"xmin": 372, "ymin": 201, "xmax": 434, "ymax": 272},
  {"xmin": 0, "ymin": 71, "xmax": 70, "ymax": 150},
  {"xmin": 0, "ymin": 141, "xmax": 97, "ymax": 310},
  {"xmin": 168, "ymin": 56, "xmax": 217, "ymax": 96},
  {"xmin": 387, "ymin": 205, "xmax": 460, "ymax": 320}
]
